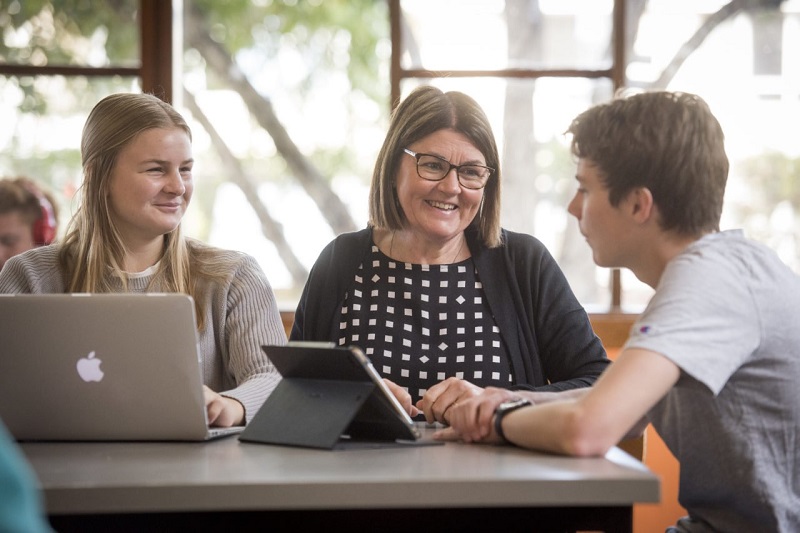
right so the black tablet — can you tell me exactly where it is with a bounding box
[240,342,423,449]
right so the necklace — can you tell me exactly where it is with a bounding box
[389,232,465,264]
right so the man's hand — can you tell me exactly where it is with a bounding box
[434,386,520,443]
[203,385,245,427]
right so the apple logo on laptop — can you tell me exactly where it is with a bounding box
[76,351,104,382]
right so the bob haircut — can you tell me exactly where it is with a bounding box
[368,85,503,248]
[567,90,729,236]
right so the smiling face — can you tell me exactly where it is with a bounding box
[108,127,193,249]
[396,128,486,248]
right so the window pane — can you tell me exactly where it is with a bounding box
[0,75,141,222]
[0,2,139,67]
[180,1,390,307]
[399,76,615,311]
[399,0,614,71]
[624,0,800,309]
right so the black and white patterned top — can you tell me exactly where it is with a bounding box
[339,245,513,403]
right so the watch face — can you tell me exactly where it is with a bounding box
[494,397,531,442]
[498,398,530,414]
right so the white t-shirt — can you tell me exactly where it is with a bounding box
[625,230,800,532]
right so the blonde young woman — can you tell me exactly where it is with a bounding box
[0,93,286,426]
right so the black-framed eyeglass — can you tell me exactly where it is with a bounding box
[403,148,493,190]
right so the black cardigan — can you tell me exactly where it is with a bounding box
[290,227,609,391]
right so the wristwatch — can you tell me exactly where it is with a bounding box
[493,398,532,442]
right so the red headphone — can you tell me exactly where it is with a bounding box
[23,183,57,246]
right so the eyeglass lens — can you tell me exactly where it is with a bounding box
[415,154,490,189]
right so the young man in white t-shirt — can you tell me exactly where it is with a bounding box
[434,91,800,532]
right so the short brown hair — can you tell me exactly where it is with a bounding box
[0,177,59,243]
[0,177,45,224]
[567,91,729,236]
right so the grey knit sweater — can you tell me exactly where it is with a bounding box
[0,243,287,423]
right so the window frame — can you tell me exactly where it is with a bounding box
[388,0,627,311]
[0,0,172,100]
[0,0,638,338]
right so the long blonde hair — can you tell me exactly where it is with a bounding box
[59,93,231,329]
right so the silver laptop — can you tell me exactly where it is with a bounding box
[0,293,243,441]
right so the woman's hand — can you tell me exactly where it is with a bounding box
[383,378,420,417]
[203,385,245,427]
[416,377,485,425]
[434,387,520,443]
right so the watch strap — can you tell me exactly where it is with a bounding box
[493,398,531,442]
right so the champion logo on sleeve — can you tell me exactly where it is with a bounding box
[638,325,652,334]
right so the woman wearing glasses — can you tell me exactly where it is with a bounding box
[290,85,609,423]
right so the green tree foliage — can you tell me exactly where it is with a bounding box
[191,0,388,102]
[1,0,138,64]
[0,0,139,112]
[740,152,800,207]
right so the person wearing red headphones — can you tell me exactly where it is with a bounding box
[0,177,59,271]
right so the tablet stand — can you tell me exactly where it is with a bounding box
[239,378,376,449]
